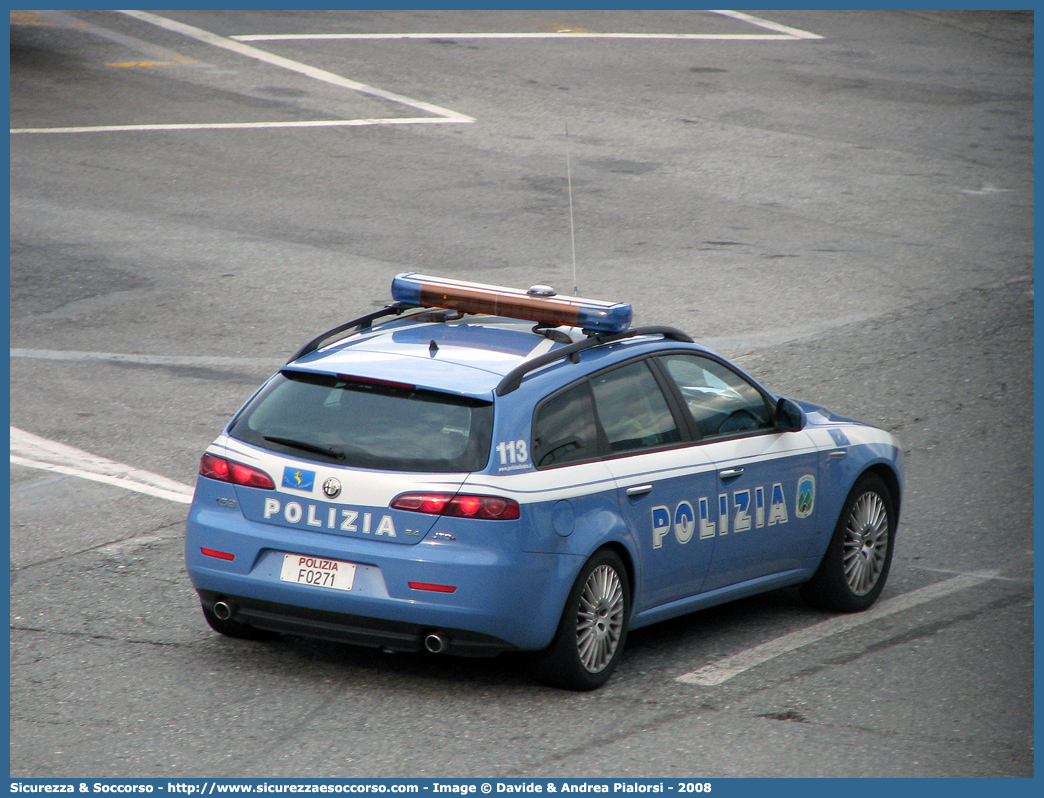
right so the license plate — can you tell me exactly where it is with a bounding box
[279,553,357,592]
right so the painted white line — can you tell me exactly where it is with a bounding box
[676,571,999,686]
[117,9,473,123]
[234,10,823,43]
[235,32,804,42]
[11,10,473,135]
[11,456,194,504]
[10,427,194,505]
[12,118,467,135]
[28,9,200,65]
[709,10,824,40]
[956,185,1013,196]
[11,348,281,369]
[11,11,821,135]
[915,565,1031,584]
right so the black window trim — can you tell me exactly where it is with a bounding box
[228,369,495,473]
[530,379,607,470]
[530,350,787,470]
[648,349,780,443]
[532,354,700,470]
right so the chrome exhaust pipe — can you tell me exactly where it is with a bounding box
[213,600,235,621]
[424,633,447,654]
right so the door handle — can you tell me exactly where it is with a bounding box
[828,449,847,459]
[719,467,745,479]
[625,484,653,497]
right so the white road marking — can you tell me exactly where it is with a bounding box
[10,427,195,505]
[11,10,822,136]
[956,185,1013,196]
[26,9,200,65]
[709,9,824,40]
[117,9,473,123]
[11,347,281,369]
[235,10,822,43]
[12,118,470,135]
[235,32,809,42]
[916,565,1031,584]
[11,9,473,135]
[676,570,999,686]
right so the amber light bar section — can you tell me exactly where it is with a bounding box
[390,272,632,333]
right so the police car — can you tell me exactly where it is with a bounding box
[186,274,902,690]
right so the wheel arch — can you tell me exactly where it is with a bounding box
[800,462,899,612]
[863,462,902,524]
[557,539,637,626]
[531,541,634,689]
[597,540,637,610]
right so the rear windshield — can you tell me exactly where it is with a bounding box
[228,370,493,473]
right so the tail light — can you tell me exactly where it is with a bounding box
[391,492,520,520]
[201,547,235,561]
[409,582,457,593]
[200,453,275,490]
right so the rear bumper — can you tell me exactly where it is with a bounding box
[186,479,582,652]
[197,590,514,657]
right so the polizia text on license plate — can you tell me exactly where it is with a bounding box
[279,554,357,592]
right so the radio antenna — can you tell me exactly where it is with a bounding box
[565,122,578,296]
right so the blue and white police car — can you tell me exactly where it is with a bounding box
[186,274,902,690]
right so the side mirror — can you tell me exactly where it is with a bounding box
[775,397,806,432]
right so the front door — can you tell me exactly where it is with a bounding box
[652,352,821,592]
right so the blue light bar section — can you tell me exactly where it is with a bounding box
[389,274,423,306]
[391,273,632,333]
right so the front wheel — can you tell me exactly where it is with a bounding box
[532,549,630,691]
[801,473,896,612]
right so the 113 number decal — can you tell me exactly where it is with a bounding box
[496,439,529,466]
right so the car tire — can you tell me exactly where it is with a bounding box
[801,472,896,612]
[201,603,279,641]
[532,549,630,691]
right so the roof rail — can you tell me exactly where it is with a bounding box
[495,325,694,396]
[287,302,412,364]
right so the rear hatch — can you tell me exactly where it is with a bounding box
[216,369,495,545]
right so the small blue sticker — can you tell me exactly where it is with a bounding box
[828,428,851,447]
[282,467,315,492]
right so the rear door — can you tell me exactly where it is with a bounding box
[582,359,720,612]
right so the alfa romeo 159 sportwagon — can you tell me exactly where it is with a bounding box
[186,273,902,690]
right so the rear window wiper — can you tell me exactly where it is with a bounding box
[263,435,345,461]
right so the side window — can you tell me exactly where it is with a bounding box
[590,360,681,454]
[660,354,773,438]
[532,382,601,468]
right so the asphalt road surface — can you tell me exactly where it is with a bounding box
[9,9,1033,779]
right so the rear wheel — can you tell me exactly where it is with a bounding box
[533,549,630,691]
[201,603,279,641]
[801,473,896,612]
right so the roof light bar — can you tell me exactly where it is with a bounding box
[391,273,632,334]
